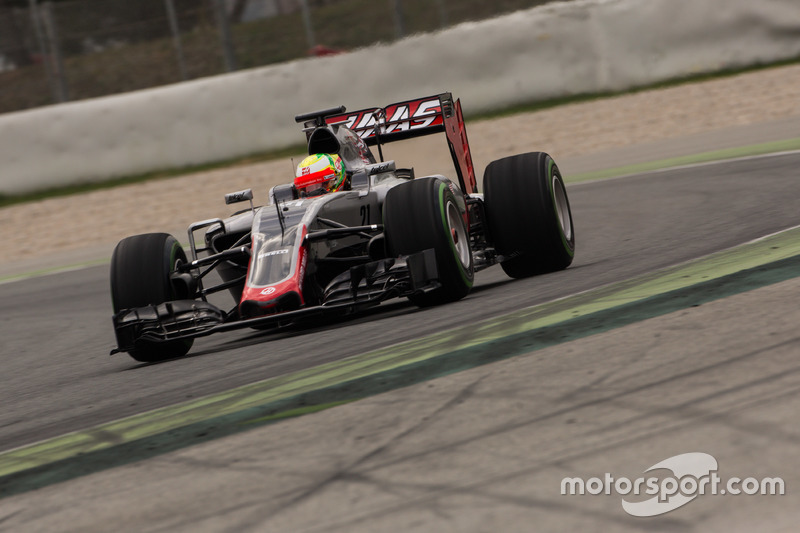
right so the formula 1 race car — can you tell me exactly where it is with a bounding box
[110,93,575,362]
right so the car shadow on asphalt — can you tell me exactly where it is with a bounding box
[121,298,420,367]
[118,270,567,369]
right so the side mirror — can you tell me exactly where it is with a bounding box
[225,189,254,212]
[225,189,253,205]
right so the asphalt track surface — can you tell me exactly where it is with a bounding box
[1,152,799,455]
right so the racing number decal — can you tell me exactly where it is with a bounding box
[360,204,371,225]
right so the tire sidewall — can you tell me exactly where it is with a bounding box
[545,157,575,257]
[483,152,575,275]
[435,180,474,289]
[384,177,474,304]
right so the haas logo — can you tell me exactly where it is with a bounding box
[260,287,276,296]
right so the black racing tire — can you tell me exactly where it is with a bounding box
[484,152,575,278]
[110,233,193,362]
[384,177,474,307]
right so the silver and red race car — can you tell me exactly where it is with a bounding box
[110,93,575,362]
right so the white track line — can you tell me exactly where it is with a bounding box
[570,148,800,187]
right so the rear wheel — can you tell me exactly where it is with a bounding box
[384,177,474,306]
[484,152,575,278]
[110,233,194,362]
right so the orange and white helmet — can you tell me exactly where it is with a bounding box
[294,154,346,197]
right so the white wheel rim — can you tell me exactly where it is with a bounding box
[552,175,572,241]
[446,201,471,267]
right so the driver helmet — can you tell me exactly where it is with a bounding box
[294,153,346,197]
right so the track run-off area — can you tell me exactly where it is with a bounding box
[1,142,799,530]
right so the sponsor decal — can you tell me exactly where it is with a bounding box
[561,452,785,517]
[260,286,276,296]
[369,162,393,175]
[258,248,290,259]
[333,97,444,140]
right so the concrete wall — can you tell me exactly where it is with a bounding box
[1,0,799,195]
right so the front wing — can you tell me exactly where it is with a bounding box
[111,250,438,355]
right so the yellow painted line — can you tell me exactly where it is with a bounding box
[2,226,800,477]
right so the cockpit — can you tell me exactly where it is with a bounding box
[306,122,377,175]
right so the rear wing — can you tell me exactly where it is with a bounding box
[325,93,478,195]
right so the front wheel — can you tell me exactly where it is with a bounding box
[484,152,575,278]
[110,233,194,362]
[384,177,474,306]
